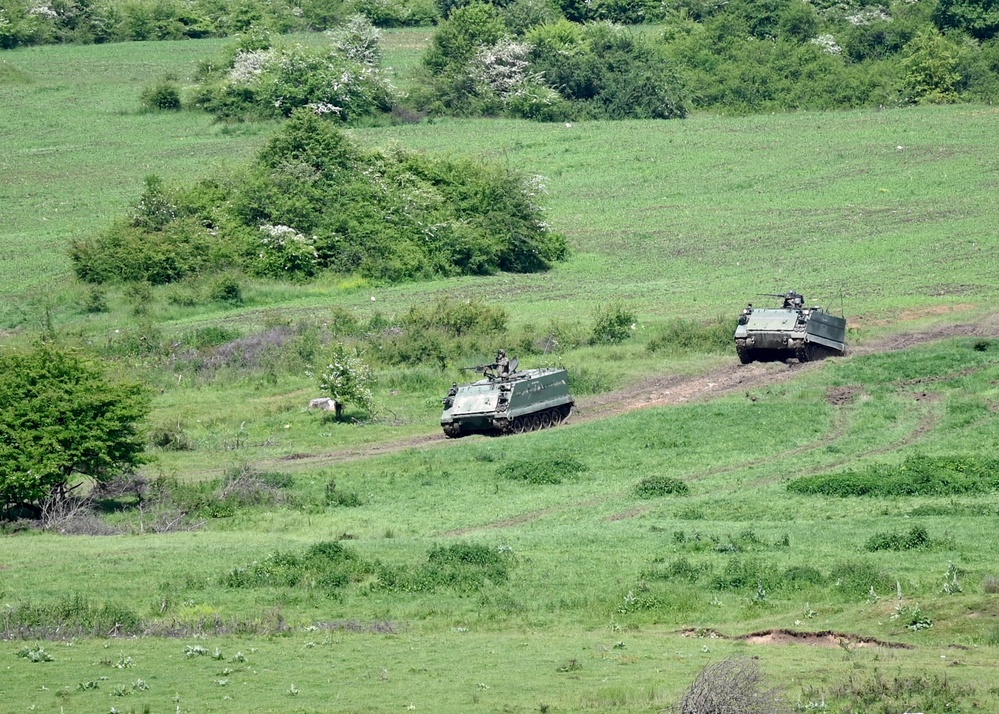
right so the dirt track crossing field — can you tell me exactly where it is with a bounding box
[267,321,996,472]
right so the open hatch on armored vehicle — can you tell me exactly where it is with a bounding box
[440,356,574,438]
[734,291,847,364]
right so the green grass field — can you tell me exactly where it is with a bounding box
[3,30,999,713]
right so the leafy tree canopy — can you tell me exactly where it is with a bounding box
[0,344,151,515]
[934,0,999,41]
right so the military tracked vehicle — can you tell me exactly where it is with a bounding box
[440,355,574,438]
[734,291,847,364]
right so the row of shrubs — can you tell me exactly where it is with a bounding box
[82,298,732,396]
[0,0,438,49]
[412,0,999,120]
[70,110,567,286]
[640,557,898,597]
[0,0,718,51]
[788,454,999,497]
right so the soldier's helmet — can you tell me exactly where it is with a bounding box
[498,349,506,358]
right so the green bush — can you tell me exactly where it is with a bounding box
[223,540,372,591]
[787,454,999,497]
[634,475,690,499]
[382,542,512,592]
[139,80,182,111]
[191,18,395,122]
[865,524,931,552]
[403,297,508,337]
[590,303,636,345]
[419,15,689,120]
[208,274,244,305]
[72,112,566,286]
[497,455,588,484]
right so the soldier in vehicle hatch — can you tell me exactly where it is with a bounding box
[493,349,510,377]
[783,291,804,309]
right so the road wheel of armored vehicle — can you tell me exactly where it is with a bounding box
[541,411,553,429]
[529,414,541,431]
[443,424,462,439]
[735,339,752,364]
[513,416,526,433]
[550,408,563,426]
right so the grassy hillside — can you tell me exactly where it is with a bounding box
[3,31,999,714]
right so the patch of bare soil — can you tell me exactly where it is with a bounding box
[680,627,911,649]
[826,385,863,406]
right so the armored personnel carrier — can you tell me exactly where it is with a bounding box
[734,291,847,364]
[440,355,574,438]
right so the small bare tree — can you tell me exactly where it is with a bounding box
[676,656,789,714]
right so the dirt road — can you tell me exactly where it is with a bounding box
[276,321,994,469]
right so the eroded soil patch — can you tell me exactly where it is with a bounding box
[681,627,911,649]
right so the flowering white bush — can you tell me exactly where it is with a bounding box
[256,224,318,278]
[811,33,843,54]
[312,344,375,419]
[195,17,395,122]
[470,38,561,116]
[229,49,272,85]
[329,14,382,67]
[846,7,892,26]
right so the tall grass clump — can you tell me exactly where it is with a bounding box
[647,317,734,355]
[1,595,142,639]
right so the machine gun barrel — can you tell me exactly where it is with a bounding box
[757,293,787,298]
[461,365,487,372]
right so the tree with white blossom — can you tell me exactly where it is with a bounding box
[311,343,375,420]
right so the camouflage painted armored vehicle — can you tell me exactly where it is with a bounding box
[734,291,847,364]
[440,353,574,438]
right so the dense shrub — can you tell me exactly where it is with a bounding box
[634,474,690,499]
[0,344,151,516]
[527,20,689,119]
[934,0,999,41]
[418,14,689,120]
[191,19,396,122]
[865,524,931,552]
[139,79,182,111]
[787,454,999,497]
[377,542,513,592]
[223,540,372,591]
[403,297,508,337]
[0,0,438,49]
[71,111,566,286]
[497,455,587,484]
[589,302,636,344]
